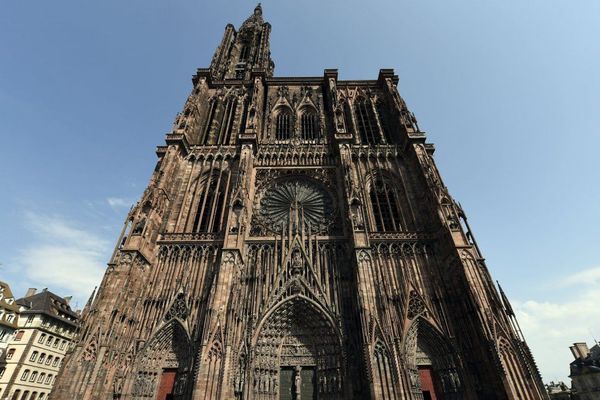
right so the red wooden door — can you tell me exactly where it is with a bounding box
[418,366,438,400]
[156,369,177,400]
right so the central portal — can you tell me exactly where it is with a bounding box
[250,296,344,399]
[279,366,317,400]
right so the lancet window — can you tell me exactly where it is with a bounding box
[190,171,229,233]
[355,97,380,144]
[370,176,402,232]
[275,109,293,140]
[201,97,238,145]
[300,109,320,141]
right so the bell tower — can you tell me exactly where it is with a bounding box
[209,3,274,81]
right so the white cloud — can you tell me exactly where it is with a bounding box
[514,266,600,384]
[15,212,109,307]
[561,266,600,287]
[107,197,133,210]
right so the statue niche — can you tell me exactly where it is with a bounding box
[248,296,344,400]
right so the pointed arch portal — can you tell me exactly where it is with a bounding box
[131,319,193,400]
[405,319,463,400]
[249,295,344,400]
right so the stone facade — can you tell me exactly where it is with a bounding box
[569,343,600,400]
[51,5,547,400]
[0,288,78,400]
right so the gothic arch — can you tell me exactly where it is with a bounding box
[131,319,193,400]
[248,294,345,400]
[404,318,463,400]
[186,169,230,234]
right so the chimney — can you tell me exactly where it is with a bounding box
[25,288,37,297]
[570,342,590,359]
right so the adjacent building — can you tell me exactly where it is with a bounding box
[0,282,19,361]
[52,5,547,400]
[546,381,571,400]
[0,288,79,400]
[569,342,600,400]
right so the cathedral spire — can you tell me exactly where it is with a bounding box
[209,4,274,81]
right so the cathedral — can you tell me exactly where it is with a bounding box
[51,5,548,400]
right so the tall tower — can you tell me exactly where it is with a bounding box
[50,5,548,400]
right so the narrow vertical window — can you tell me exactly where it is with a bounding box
[192,172,228,234]
[355,97,380,144]
[276,110,292,140]
[370,177,401,232]
[300,110,319,141]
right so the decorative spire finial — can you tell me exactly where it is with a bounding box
[255,3,262,16]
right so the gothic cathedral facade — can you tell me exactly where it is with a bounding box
[51,5,547,400]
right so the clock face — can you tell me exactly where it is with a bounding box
[258,179,334,234]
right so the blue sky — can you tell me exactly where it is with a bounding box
[1,0,599,383]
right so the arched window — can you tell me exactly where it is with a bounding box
[29,351,38,362]
[191,172,228,234]
[300,110,319,141]
[30,372,38,382]
[370,177,402,232]
[275,110,292,140]
[45,355,53,365]
[38,373,45,383]
[239,44,250,62]
[20,369,30,381]
[355,97,380,144]
[217,97,237,145]
[201,98,218,145]
[38,353,46,364]
[6,348,15,359]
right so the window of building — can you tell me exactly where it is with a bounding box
[11,390,21,400]
[30,393,38,400]
[239,44,250,62]
[59,340,66,350]
[30,371,38,382]
[0,330,7,342]
[191,172,228,234]
[46,337,53,346]
[370,177,402,232]
[38,394,45,400]
[14,330,24,341]
[20,391,30,400]
[45,374,52,385]
[355,97,380,145]
[275,110,292,140]
[7,348,15,359]
[38,334,46,344]
[300,110,319,141]
[45,356,52,366]
[52,358,59,367]
[0,366,6,378]
[29,351,39,362]
[38,373,45,383]
[21,369,30,381]
[6,314,14,323]
[25,315,34,325]
[38,354,46,364]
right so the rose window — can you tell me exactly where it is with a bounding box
[257,179,333,234]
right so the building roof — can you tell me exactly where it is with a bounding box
[0,280,20,329]
[570,343,600,377]
[16,289,79,327]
